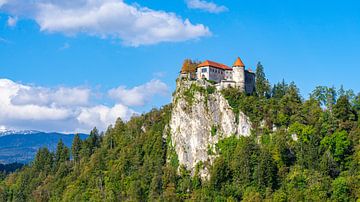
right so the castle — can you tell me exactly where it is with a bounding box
[180,57,255,94]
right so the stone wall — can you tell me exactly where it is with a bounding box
[244,71,255,94]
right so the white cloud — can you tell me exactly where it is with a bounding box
[0,78,168,133]
[108,79,169,106]
[77,104,135,131]
[186,0,228,13]
[7,16,17,27]
[11,86,91,107]
[0,0,211,46]
[0,79,74,122]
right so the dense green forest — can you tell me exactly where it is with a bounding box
[0,64,359,201]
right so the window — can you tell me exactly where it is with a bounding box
[202,68,207,73]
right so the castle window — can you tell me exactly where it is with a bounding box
[202,68,207,73]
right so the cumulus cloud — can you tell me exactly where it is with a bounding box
[77,104,135,131]
[0,78,170,133]
[0,79,74,122]
[108,79,169,106]
[11,86,91,107]
[0,0,211,46]
[186,0,228,13]
[7,16,17,27]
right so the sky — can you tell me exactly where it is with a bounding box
[0,0,359,133]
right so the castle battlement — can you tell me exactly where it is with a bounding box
[180,57,255,94]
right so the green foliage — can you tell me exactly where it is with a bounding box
[1,76,360,202]
[255,62,271,97]
[206,85,216,94]
[211,125,218,136]
[332,176,350,202]
[71,134,82,163]
[321,131,352,167]
[183,83,206,106]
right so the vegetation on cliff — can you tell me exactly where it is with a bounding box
[0,66,359,201]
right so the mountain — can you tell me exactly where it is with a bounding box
[0,130,88,164]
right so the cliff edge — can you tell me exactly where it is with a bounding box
[168,79,252,178]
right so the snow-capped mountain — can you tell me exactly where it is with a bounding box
[0,129,40,137]
[0,130,88,164]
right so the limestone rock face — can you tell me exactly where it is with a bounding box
[169,79,252,178]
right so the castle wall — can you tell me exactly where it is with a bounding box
[244,71,255,94]
[197,66,225,83]
[197,67,210,80]
[208,67,225,83]
[224,70,233,80]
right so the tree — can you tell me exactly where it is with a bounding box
[55,139,70,169]
[231,138,256,187]
[301,98,322,126]
[272,80,288,99]
[71,134,82,163]
[319,150,339,178]
[353,93,360,111]
[33,148,54,174]
[255,62,270,97]
[321,131,352,169]
[180,59,198,73]
[311,86,337,110]
[331,177,350,202]
[277,82,302,126]
[210,157,230,190]
[333,96,357,131]
[82,127,101,157]
[254,147,278,190]
[289,122,319,169]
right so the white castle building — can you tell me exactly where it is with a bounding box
[189,57,255,94]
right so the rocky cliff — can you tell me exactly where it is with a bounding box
[168,79,252,178]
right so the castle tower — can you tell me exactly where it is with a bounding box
[232,57,245,91]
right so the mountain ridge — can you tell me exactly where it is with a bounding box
[0,131,87,164]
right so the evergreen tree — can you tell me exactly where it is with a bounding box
[333,96,357,131]
[34,147,54,174]
[71,134,82,163]
[254,147,278,190]
[55,139,70,170]
[82,127,101,157]
[255,62,270,97]
[272,79,288,99]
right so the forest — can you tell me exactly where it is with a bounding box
[0,64,359,201]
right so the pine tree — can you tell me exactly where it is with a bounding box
[333,96,357,131]
[71,134,82,163]
[55,139,70,169]
[272,79,288,99]
[255,62,270,97]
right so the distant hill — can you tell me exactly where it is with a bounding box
[0,130,88,164]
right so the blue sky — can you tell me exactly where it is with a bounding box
[0,0,360,133]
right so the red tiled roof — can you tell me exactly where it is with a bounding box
[197,60,232,70]
[233,57,245,67]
